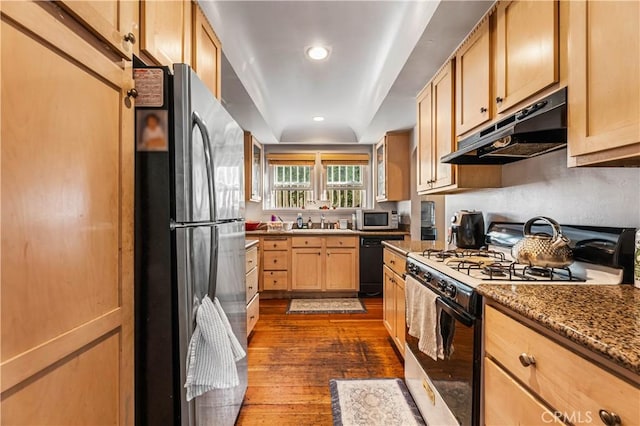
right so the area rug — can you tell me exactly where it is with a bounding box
[330,378,425,426]
[286,298,367,314]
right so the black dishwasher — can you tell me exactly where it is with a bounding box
[359,234,405,296]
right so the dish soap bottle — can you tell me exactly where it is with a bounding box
[307,217,313,229]
[296,213,303,229]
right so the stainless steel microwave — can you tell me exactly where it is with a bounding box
[355,210,399,230]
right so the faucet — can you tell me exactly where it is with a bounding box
[320,214,326,229]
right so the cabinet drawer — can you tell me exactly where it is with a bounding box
[485,306,640,424]
[263,251,288,270]
[291,236,323,248]
[246,267,258,303]
[326,236,356,248]
[383,249,406,276]
[247,294,259,334]
[262,238,288,251]
[484,357,557,426]
[246,246,258,273]
[263,271,288,291]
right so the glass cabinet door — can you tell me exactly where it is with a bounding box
[376,138,386,199]
[251,140,262,201]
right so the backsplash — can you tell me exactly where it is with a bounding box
[445,149,640,228]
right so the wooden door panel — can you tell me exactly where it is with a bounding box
[141,0,191,66]
[325,249,356,291]
[416,84,433,192]
[433,62,454,189]
[193,4,221,98]
[291,249,323,290]
[383,266,395,336]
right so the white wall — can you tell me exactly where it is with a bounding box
[445,149,640,228]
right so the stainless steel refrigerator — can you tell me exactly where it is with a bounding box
[134,61,247,426]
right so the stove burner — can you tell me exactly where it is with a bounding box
[481,265,507,278]
[526,266,553,278]
[422,249,462,261]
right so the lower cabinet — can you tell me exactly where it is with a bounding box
[484,305,640,425]
[383,247,407,357]
[245,245,259,334]
[291,248,323,290]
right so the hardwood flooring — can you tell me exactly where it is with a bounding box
[237,298,404,425]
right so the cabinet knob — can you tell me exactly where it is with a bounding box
[598,410,621,426]
[496,96,504,104]
[480,107,487,113]
[250,315,255,320]
[318,252,321,256]
[518,353,536,367]
[273,244,277,248]
[123,32,136,44]
[305,241,309,244]
[273,280,277,284]
[327,252,331,256]
[273,259,278,263]
[249,260,254,264]
[248,286,253,290]
[126,88,138,99]
[390,259,395,264]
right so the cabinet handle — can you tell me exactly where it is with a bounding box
[248,260,254,264]
[390,259,395,264]
[305,241,309,244]
[496,96,504,104]
[126,88,138,99]
[480,107,487,113]
[327,252,331,256]
[339,241,343,245]
[273,244,277,248]
[518,353,536,367]
[318,252,321,256]
[123,32,136,44]
[248,286,253,290]
[250,315,255,320]
[598,410,621,426]
[273,280,277,284]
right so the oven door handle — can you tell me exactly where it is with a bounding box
[436,298,474,327]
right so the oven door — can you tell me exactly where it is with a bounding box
[405,296,481,426]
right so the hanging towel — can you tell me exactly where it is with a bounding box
[184,295,246,401]
[405,275,442,361]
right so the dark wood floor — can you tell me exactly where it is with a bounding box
[237,298,405,425]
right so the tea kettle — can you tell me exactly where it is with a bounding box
[512,216,573,268]
[449,210,485,249]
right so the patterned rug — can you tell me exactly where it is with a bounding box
[286,298,367,314]
[330,379,425,426]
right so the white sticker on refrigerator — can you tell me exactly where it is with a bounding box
[133,69,164,107]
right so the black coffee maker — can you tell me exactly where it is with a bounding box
[449,210,485,249]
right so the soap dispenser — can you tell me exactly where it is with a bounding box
[296,213,303,229]
[307,217,312,229]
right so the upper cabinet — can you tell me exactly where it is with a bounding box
[59,0,139,60]
[416,83,433,193]
[455,19,491,136]
[244,132,263,202]
[140,0,192,66]
[494,1,559,113]
[375,130,411,202]
[567,1,640,166]
[192,3,222,99]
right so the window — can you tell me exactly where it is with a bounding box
[326,165,366,208]
[272,165,313,209]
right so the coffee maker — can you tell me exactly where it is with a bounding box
[449,210,485,249]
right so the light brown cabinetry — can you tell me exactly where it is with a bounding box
[567,0,640,166]
[292,249,324,291]
[260,237,290,291]
[192,3,221,99]
[494,1,559,113]
[140,0,191,66]
[244,132,264,202]
[416,82,434,193]
[245,245,259,334]
[1,2,134,423]
[375,130,411,202]
[484,306,640,425]
[383,249,406,357]
[455,18,491,136]
[291,236,359,291]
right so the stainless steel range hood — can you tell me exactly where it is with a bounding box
[441,88,567,165]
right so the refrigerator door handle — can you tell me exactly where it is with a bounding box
[208,226,219,299]
[192,111,217,222]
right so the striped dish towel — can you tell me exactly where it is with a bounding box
[184,295,246,401]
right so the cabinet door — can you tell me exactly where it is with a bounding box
[568,0,640,159]
[375,137,387,201]
[140,0,191,66]
[59,0,139,60]
[1,2,134,424]
[382,266,396,337]
[456,18,491,136]
[291,249,323,290]
[192,3,221,99]
[325,249,357,291]
[244,133,263,202]
[416,84,434,193]
[432,61,455,189]
[394,277,406,356]
[495,1,559,113]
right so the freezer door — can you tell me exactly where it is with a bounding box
[174,64,245,223]
[175,221,247,426]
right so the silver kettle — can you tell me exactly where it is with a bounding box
[512,217,573,268]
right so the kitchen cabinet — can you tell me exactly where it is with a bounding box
[383,248,406,357]
[455,18,491,136]
[59,0,139,60]
[325,249,358,291]
[417,62,501,195]
[140,0,191,67]
[375,130,411,202]
[244,132,264,202]
[1,2,134,424]
[484,305,640,425]
[260,237,290,291]
[291,249,324,291]
[192,2,222,99]
[494,1,559,113]
[291,236,359,291]
[245,245,259,334]
[567,0,640,166]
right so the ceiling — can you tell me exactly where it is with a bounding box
[201,1,494,144]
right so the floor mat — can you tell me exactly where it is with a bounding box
[286,298,367,314]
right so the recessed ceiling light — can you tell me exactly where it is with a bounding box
[306,46,329,61]
[313,116,325,122]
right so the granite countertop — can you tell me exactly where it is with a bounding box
[382,240,445,256]
[245,239,259,249]
[477,284,640,377]
[246,229,409,237]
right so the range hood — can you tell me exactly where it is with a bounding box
[441,88,567,165]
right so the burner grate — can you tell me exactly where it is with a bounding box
[421,248,506,262]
